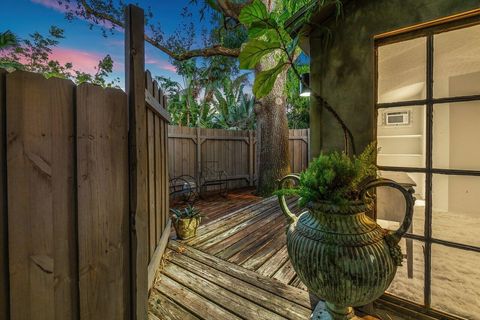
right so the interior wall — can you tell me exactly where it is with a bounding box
[377,107,426,197]
[309,0,480,157]
[447,74,480,214]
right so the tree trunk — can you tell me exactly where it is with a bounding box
[255,56,290,196]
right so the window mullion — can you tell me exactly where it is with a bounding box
[424,33,434,309]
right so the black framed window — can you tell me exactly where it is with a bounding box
[375,18,480,320]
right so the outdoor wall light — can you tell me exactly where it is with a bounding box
[299,73,311,97]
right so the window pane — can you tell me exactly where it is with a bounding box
[377,106,426,168]
[432,174,480,247]
[432,245,480,319]
[433,101,480,170]
[386,239,424,304]
[378,37,426,103]
[377,171,425,236]
[434,24,480,98]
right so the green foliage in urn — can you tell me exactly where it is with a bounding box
[277,143,377,207]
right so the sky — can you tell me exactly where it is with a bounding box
[0,0,211,88]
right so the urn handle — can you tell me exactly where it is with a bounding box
[277,174,300,224]
[360,178,415,243]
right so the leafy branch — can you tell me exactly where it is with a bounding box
[238,0,356,155]
[70,0,242,60]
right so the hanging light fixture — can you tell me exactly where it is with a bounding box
[299,73,311,97]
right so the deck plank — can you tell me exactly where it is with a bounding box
[225,216,287,263]
[241,230,287,270]
[149,290,200,320]
[154,274,242,320]
[165,249,311,319]
[168,241,311,308]
[256,245,290,277]
[213,212,284,259]
[197,197,295,253]
[163,262,286,320]
[273,260,297,285]
[184,197,277,245]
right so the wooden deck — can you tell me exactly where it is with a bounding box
[180,189,306,290]
[149,189,408,320]
[149,241,312,320]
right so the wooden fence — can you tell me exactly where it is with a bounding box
[1,70,130,320]
[168,126,310,190]
[144,71,171,290]
[0,6,171,320]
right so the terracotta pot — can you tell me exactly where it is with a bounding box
[278,175,414,320]
[173,216,201,240]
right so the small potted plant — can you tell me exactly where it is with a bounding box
[170,205,202,240]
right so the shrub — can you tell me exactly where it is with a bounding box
[277,143,377,206]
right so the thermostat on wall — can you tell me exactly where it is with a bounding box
[382,109,411,126]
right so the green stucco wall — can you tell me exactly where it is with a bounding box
[309,0,480,157]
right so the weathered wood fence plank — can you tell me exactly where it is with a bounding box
[77,84,129,320]
[6,71,77,320]
[147,109,156,258]
[154,116,162,244]
[0,68,9,320]
[145,68,171,290]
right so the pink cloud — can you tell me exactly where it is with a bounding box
[145,55,177,73]
[31,0,66,13]
[31,0,117,29]
[49,47,121,74]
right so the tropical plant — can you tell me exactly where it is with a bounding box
[170,205,202,220]
[170,204,202,239]
[214,92,255,130]
[212,74,256,130]
[277,143,377,207]
[158,72,255,130]
[0,30,18,50]
[157,72,216,127]
[0,30,22,71]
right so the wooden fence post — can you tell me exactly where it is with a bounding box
[126,5,148,320]
[307,129,311,163]
[196,127,202,187]
[248,130,254,187]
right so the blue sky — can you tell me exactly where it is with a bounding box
[0,0,211,88]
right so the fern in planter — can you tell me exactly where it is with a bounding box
[277,143,377,207]
[170,205,203,240]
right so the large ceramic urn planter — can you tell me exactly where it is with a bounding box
[278,175,414,320]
